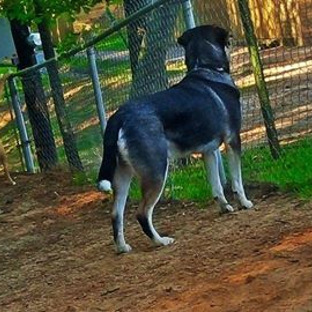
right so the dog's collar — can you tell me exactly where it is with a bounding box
[189,67,237,90]
[195,65,226,72]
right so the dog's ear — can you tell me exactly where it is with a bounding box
[177,28,195,48]
[200,24,229,47]
[214,26,230,47]
[178,26,229,48]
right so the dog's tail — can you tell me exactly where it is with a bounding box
[97,112,123,193]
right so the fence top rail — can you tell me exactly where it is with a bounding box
[8,0,174,79]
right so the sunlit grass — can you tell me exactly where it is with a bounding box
[130,137,312,201]
[96,31,128,52]
[242,138,312,199]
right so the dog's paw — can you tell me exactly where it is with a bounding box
[154,236,175,247]
[116,243,132,254]
[220,203,234,214]
[241,200,254,209]
[98,180,113,193]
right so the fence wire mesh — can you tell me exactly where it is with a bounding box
[1,0,312,198]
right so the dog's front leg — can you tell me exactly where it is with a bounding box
[226,142,253,209]
[204,150,234,213]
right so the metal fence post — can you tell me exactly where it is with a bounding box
[238,0,281,159]
[87,47,107,137]
[182,0,196,29]
[8,77,35,173]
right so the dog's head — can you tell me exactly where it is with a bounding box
[178,25,231,73]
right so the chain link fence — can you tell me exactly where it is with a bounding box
[1,0,312,198]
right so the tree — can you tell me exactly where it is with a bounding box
[10,19,58,171]
[123,0,180,99]
[33,0,84,171]
[279,0,303,46]
[1,0,102,171]
[124,0,147,88]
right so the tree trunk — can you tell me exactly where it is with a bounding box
[124,0,148,87]
[280,0,303,46]
[34,1,84,172]
[125,0,179,99]
[10,19,58,171]
[238,0,281,159]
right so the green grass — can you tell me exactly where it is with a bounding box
[57,31,127,55]
[242,139,312,198]
[96,32,128,52]
[77,137,312,202]
[125,138,312,202]
[67,57,130,76]
[164,161,211,200]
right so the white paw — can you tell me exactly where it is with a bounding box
[220,203,234,214]
[241,199,254,209]
[116,243,132,254]
[98,180,113,193]
[154,236,175,247]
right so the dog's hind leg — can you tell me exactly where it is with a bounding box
[226,137,253,209]
[216,149,227,188]
[1,155,16,185]
[204,151,234,213]
[4,163,16,185]
[111,162,133,253]
[136,161,174,247]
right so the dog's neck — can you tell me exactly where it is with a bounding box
[191,56,230,73]
[193,63,227,73]
[189,66,237,91]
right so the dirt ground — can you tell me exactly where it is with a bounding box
[0,172,312,312]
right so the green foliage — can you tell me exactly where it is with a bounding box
[56,32,81,54]
[0,64,15,75]
[0,0,103,24]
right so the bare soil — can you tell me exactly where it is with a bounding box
[0,172,312,312]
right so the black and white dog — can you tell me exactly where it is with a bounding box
[98,25,253,253]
